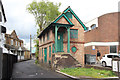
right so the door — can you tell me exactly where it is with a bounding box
[57,32,63,52]
[44,48,47,63]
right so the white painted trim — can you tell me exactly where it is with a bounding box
[84,42,119,47]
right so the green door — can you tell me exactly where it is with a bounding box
[57,32,63,52]
[44,48,47,63]
[49,46,51,57]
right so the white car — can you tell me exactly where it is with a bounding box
[100,54,120,67]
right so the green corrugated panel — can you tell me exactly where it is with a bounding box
[49,46,51,57]
[52,44,55,53]
[70,29,78,39]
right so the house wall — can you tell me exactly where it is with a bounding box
[5,33,23,47]
[57,15,85,66]
[39,29,54,64]
[39,14,85,66]
[85,12,119,57]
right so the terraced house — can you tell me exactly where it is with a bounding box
[38,6,87,68]
[4,30,30,60]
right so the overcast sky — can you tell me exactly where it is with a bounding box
[2,0,120,51]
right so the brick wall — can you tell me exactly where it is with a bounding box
[85,12,118,42]
[85,12,119,58]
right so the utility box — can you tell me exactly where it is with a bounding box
[0,47,3,79]
[85,54,96,64]
[112,58,120,72]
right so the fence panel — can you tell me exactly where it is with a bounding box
[2,53,17,79]
[0,47,2,80]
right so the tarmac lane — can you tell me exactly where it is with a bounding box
[11,60,74,80]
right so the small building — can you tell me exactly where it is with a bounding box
[84,12,120,59]
[0,0,7,52]
[0,0,7,79]
[24,50,30,59]
[4,30,30,60]
[38,6,87,67]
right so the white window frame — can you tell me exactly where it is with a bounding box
[11,39,13,45]
[16,41,17,46]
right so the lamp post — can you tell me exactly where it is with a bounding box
[30,35,32,59]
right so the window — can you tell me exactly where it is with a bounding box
[110,46,117,53]
[18,42,20,46]
[107,55,113,58]
[43,35,45,42]
[21,43,23,47]
[42,48,43,57]
[71,46,77,53]
[40,37,42,43]
[107,55,119,58]
[91,24,96,29]
[16,41,17,46]
[70,29,78,39]
[113,55,119,58]
[66,12,72,19]
[0,12,2,22]
[11,39,13,45]
[47,32,49,40]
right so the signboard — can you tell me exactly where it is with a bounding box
[92,46,95,50]
[112,61,118,72]
[112,60,120,72]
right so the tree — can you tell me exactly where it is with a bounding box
[27,0,61,32]
[26,0,61,62]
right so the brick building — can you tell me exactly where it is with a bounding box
[84,12,120,59]
[38,6,87,67]
[4,30,30,60]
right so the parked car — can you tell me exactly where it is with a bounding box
[100,54,120,67]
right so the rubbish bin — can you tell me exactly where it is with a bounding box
[85,54,96,64]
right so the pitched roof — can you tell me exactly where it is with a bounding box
[38,6,87,38]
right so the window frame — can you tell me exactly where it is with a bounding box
[0,12,2,22]
[110,46,117,53]
[43,35,45,43]
[91,24,96,30]
[70,29,78,39]
[16,41,17,46]
[47,32,49,41]
[11,39,13,45]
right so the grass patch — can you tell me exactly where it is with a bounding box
[60,68,117,78]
